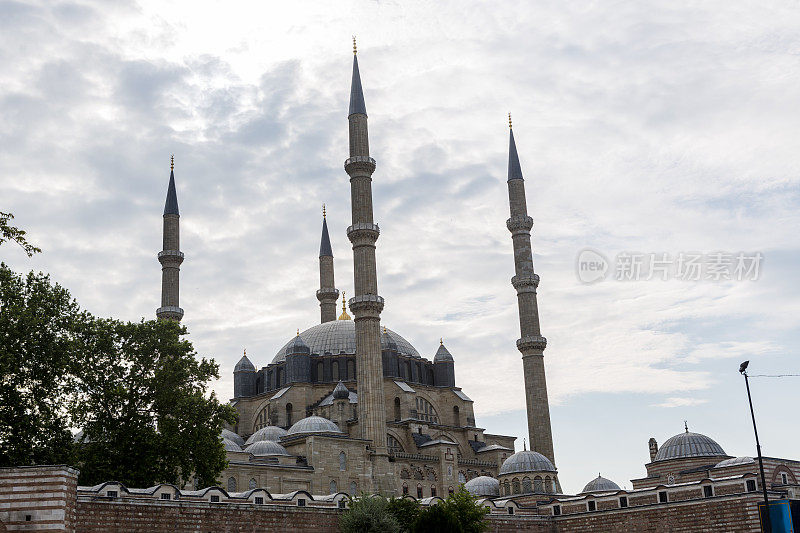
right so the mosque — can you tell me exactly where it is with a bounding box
[152,44,800,510]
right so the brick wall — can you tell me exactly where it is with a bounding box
[0,465,78,532]
[74,500,341,533]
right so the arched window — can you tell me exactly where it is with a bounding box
[522,477,532,493]
[458,472,466,484]
[387,434,404,453]
[249,478,257,490]
[349,481,357,496]
[394,397,401,421]
[414,397,439,424]
[276,368,283,387]
[227,477,237,492]
[544,476,553,494]
[453,406,460,426]
[286,403,293,427]
[405,361,412,381]
[402,483,409,495]
[329,480,337,493]
[316,362,324,382]
[503,481,510,496]
[401,469,411,479]
[512,478,521,495]
[431,485,436,497]
[332,361,339,380]
[534,476,543,494]
[347,360,355,379]
[339,451,347,471]
[417,485,423,498]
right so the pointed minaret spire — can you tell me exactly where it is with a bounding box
[317,205,339,323]
[157,156,184,321]
[505,120,555,466]
[344,42,393,492]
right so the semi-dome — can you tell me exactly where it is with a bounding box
[273,321,420,363]
[653,430,726,462]
[499,450,557,475]
[245,426,288,445]
[715,456,755,468]
[244,440,290,456]
[221,428,245,447]
[287,416,342,436]
[222,437,242,452]
[582,475,621,493]
[464,476,499,497]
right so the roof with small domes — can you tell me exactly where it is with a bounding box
[245,426,288,445]
[221,428,245,447]
[222,437,242,452]
[581,475,621,493]
[287,416,342,436]
[499,450,557,475]
[653,429,726,462]
[244,440,290,456]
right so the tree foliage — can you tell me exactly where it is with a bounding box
[339,494,401,533]
[0,212,40,256]
[386,497,421,532]
[0,263,236,488]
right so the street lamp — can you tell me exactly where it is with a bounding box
[740,360,771,533]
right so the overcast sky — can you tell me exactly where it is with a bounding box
[2,0,800,493]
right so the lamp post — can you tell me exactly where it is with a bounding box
[739,360,771,533]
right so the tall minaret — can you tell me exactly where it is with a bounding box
[316,205,339,323]
[156,156,184,321]
[505,116,555,465]
[344,39,394,493]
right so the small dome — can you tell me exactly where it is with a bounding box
[582,475,621,493]
[464,476,499,497]
[287,416,342,436]
[434,342,453,362]
[234,355,255,372]
[285,333,310,356]
[500,451,557,475]
[333,381,350,400]
[221,428,245,447]
[715,456,755,468]
[222,437,242,452]
[653,430,726,462]
[245,426,288,445]
[244,440,290,456]
[381,328,398,351]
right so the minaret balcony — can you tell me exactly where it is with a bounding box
[512,273,540,290]
[506,215,534,234]
[316,287,340,301]
[158,249,185,266]
[348,294,384,317]
[347,222,380,246]
[517,335,547,352]
[344,155,376,174]
[156,306,184,321]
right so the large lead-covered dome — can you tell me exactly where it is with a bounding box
[499,451,557,475]
[273,321,420,363]
[653,431,726,462]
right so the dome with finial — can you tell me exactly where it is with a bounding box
[464,476,499,497]
[285,331,311,356]
[653,424,726,462]
[500,450,556,475]
[581,474,621,494]
[333,381,350,400]
[434,339,453,362]
[234,351,255,372]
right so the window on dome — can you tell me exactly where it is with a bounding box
[332,361,339,380]
[545,476,553,494]
[781,473,788,485]
[522,477,532,493]
[553,505,561,516]
[107,490,118,498]
[316,362,324,382]
[210,495,220,503]
[255,496,264,505]
[533,476,543,494]
[512,478,520,494]
[414,397,439,424]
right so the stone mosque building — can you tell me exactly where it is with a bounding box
[150,44,800,516]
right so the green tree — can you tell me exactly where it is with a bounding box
[386,497,421,532]
[71,318,237,488]
[0,212,40,256]
[340,494,401,533]
[412,502,462,532]
[0,264,84,466]
[441,487,489,533]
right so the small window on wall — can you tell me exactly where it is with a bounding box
[553,505,561,516]
[402,483,409,495]
[431,486,436,497]
[703,485,713,498]
[210,495,220,503]
[161,493,171,500]
[417,485,423,498]
[297,499,306,507]
[350,481,357,496]
[107,490,118,498]
[587,500,596,512]
[249,478,257,490]
[781,473,788,485]
[658,491,668,503]
[254,496,264,505]
[746,479,757,492]
[339,499,346,509]
[227,477,237,492]
[507,507,515,515]
[339,451,347,471]
[619,496,628,508]
[330,480,338,493]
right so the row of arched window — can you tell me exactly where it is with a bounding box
[315,360,356,382]
[401,483,454,498]
[501,475,556,495]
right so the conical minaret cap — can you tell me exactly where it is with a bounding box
[234,354,255,372]
[349,55,367,116]
[434,341,454,362]
[507,128,524,182]
[319,216,333,257]
[164,168,180,215]
[333,380,350,400]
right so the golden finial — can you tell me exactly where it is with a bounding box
[440,337,443,345]
[353,36,357,55]
[244,348,246,357]
[297,328,300,336]
[338,292,351,320]
[508,113,512,129]
[384,326,387,334]
[323,203,326,219]
[170,154,174,170]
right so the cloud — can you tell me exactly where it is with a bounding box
[652,397,710,408]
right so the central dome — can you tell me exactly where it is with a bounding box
[653,431,726,462]
[499,451,557,475]
[273,321,420,363]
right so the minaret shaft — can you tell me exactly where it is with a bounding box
[157,167,184,322]
[317,216,339,323]
[506,129,555,466]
